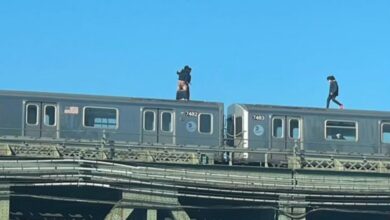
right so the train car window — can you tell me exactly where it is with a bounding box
[325,120,357,141]
[272,118,284,138]
[161,112,173,132]
[144,111,155,131]
[199,114,213,134]
[44,105,56,126]
[26,104,39,125]
[381,123,390,144]
[84,107,118,129]
[289,119,300,139]
[235,116,243,137]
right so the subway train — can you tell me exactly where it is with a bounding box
[0,90,224,148]
[1,90,390,164]
[227,104,390,163]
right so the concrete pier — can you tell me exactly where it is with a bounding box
[0,185,10,220]
[105,190,190,220]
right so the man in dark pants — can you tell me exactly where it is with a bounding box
[176,65,192,100]
[326,75,344,109]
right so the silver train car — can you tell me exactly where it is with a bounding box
[0,90,224,148]
[227,104,390,164]
[2,90,390,166]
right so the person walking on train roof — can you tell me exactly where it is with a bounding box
[176,65,192,100]
[326,75,344,109]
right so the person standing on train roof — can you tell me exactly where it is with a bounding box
[176,65,192,100]
[326,75,344,109]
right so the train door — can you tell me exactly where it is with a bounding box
[24,102,58,138]
[141,108,175,145]
[271,116,302,151]
[286,117,302,149]
[380,122,390,154]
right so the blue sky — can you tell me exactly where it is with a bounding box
[0,1,389,110]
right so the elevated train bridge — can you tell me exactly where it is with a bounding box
[0,137,390,220]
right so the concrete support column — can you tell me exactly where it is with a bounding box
[104,192,134,220]
[278,196,306,220]
[278,206,306,220]
[104,190,191,220]
[171,210,191,220]
[0,185,10,220]
[104,207,133,220]
[147,209,157,220]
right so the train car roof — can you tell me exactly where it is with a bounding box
[0,90,223,108]
[232,103,390,118]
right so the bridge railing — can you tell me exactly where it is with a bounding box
[1,136,390,173]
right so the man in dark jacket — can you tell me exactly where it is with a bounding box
[326,75,344,109]
[176,65,192,100]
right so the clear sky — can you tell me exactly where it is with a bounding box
[0,1,389,111]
